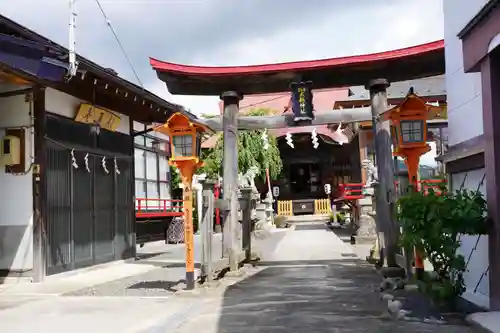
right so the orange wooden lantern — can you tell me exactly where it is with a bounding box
[384,93,433,185]
[162,112,206,290]
[163,112,205,172]
[383,92,447,280]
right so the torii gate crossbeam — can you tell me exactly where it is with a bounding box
[195,106,447,132]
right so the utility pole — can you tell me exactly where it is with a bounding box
[221,91,242,272]
[67,0,78,79]
[366,79,398,268]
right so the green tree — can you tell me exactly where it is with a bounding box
[198,108,283,181]
[170,165,181,189]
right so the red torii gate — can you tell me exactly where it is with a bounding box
[149,40,445,271]
[150,40,444,95]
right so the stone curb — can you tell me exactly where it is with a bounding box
[139,298,211,333]
[465,314,497,333]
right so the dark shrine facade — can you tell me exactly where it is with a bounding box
[276,132,362,201]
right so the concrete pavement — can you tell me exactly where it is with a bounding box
[0,296,200,333]
[467,312,500,333]
[0,234,209,297]
[0,223,484,332]
[0,227,290,333]
[165,223,482,333]
[0,229,287,296]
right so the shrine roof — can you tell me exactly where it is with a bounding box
[342,75,446,102]
[150,40,444,96]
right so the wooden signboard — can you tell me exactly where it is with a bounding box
[74,103,121,132]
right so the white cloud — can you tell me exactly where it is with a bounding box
[420,142,438,167]
[175,0,443,116]
[147,81,219,116]
[1,0,444,161]
[202,0,443,67]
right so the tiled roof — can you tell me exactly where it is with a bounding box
[201,132,222,149]
[219,88,349,114]
[340,75,445,102]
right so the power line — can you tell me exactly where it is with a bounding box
[240,95,288,110]
[94,0,144,89]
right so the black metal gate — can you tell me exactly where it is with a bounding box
[45,115,134,275]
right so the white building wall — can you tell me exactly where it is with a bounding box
[444,0,491,309]
[444,0,488,146]
[0,93,34,272]
[452,169,489,309]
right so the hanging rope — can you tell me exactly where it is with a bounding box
[71,149,78,169]
[45,137,132,160]
[101,156,109,174]
[84,153,90,172]
[114,157,120,175]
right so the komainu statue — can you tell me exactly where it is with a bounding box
[243,166,260,194]
[361,159,378,194]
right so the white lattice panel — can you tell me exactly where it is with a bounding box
[452,168,489,308]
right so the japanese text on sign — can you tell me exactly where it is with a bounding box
[74,103,121,132]
[290,82,313,119]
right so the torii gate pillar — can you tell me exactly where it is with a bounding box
[221,91,243,272]
[367,79,399,269]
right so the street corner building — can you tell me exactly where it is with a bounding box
[0,14,190,282]
[441,0,500,311]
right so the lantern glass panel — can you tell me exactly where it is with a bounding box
[173,134,193,157]
[400,120,424,143]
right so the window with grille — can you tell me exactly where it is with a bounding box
[400,120,424,143]
[134,133,171,210]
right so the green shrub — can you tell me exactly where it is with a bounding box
[397,181,488,305]
[328,211,345,223]
[274,215,288,228]
[328,212,335,222]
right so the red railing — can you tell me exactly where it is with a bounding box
[419,179,446,195]
[394,179,446,195]
[135,198,184,218]
[336,183,365,201]
[334,179,446,203]
[214,183,221,227]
